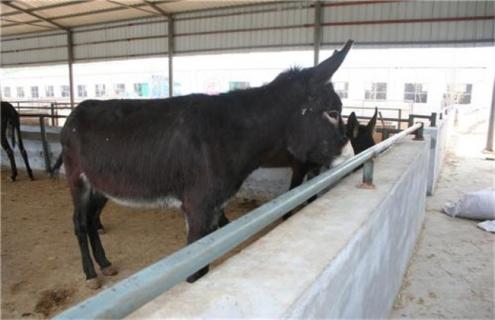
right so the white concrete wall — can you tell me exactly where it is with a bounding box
[424,112,452,196]
[0,125,61,175]
[128,138,429,319]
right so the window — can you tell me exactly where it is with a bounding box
[3,87,11,98]
[447,83,472,105]
[114,83,126,97]
[61,85,70,97]
[95,84,106,97]
[45,86,54,97]
[229,81,250,91]
[31,86,39,98]
[334,82,349,99]
[404,83,428,103]
[16,87,25,98]
[365,82,387,100]
[133,83,149,97]
[77,85,87,98]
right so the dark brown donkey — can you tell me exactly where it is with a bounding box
[1,101,34,181]
[60,41,354,289]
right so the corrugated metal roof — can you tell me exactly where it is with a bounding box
[0,0,274,36]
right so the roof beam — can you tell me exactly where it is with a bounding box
[2,0,173,27]
[1,0,89,17]
[106,0,157,15]
[142,0,171,17]
[2,0,68,30]
[1,16,58,30]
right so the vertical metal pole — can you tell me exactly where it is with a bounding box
[454,107,459,127]
[39,116,52,172]
[67,30,75,108]
[167,15,174,98]
[430,112,437,127]
[50,103,55,126]
[485,77,495,152]
[313,1,322,66]
[398,109,402,129]
[358,158,375,189]
[414,123,424,141]
[408,114,414,127]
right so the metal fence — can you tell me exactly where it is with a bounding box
[8,100,446,175]
[9,100,75,127]
[8,100,437,130]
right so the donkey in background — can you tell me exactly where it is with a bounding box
[1,101,34,181]
[346,107,378,154]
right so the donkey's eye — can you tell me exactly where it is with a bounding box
[328,110,339,119]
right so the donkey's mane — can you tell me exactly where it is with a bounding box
[269,66,305,85]
[220,65,307,97]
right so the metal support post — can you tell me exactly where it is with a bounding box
[39,116,52,172]
[408,114,414,128]
[454,107,459,127]
[358,158,375,189]
[430,112,437,127]
[414,123,424,141]
[67,31,75,108]
[167,16,174,97]
[313,1,322,66]
[50,103,55,126]
[485,77,495,152]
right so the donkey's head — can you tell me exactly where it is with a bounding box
[284,40,353,166]
[347,107,377,154]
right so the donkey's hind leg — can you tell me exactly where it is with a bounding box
[14,124,34,180]
[70,176,100,288]
[1,129,17,181]
[87,192,116,277]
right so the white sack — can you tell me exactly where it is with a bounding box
[477,220,495,233]
[443,188,495,220]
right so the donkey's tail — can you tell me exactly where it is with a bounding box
[50,153,63,177]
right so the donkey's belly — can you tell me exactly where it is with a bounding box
[104,194,182,209]
[80,172,182,209]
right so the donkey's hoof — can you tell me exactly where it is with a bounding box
[102,266,118,276]
[86,278,101,289]
[10,176,16,182]
[97,228,105,235]
[186,267,209,283]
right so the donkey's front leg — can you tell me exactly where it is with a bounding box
[182,198,220,283]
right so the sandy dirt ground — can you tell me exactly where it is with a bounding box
[0,172,268,319]
[391,120,495,318]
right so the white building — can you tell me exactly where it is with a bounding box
[1,47,493,118]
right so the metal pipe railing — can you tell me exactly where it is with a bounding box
[55,123,423,319]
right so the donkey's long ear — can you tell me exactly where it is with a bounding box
[367,107,378,131]
[311,40,354,85]
[347,112,359,139]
